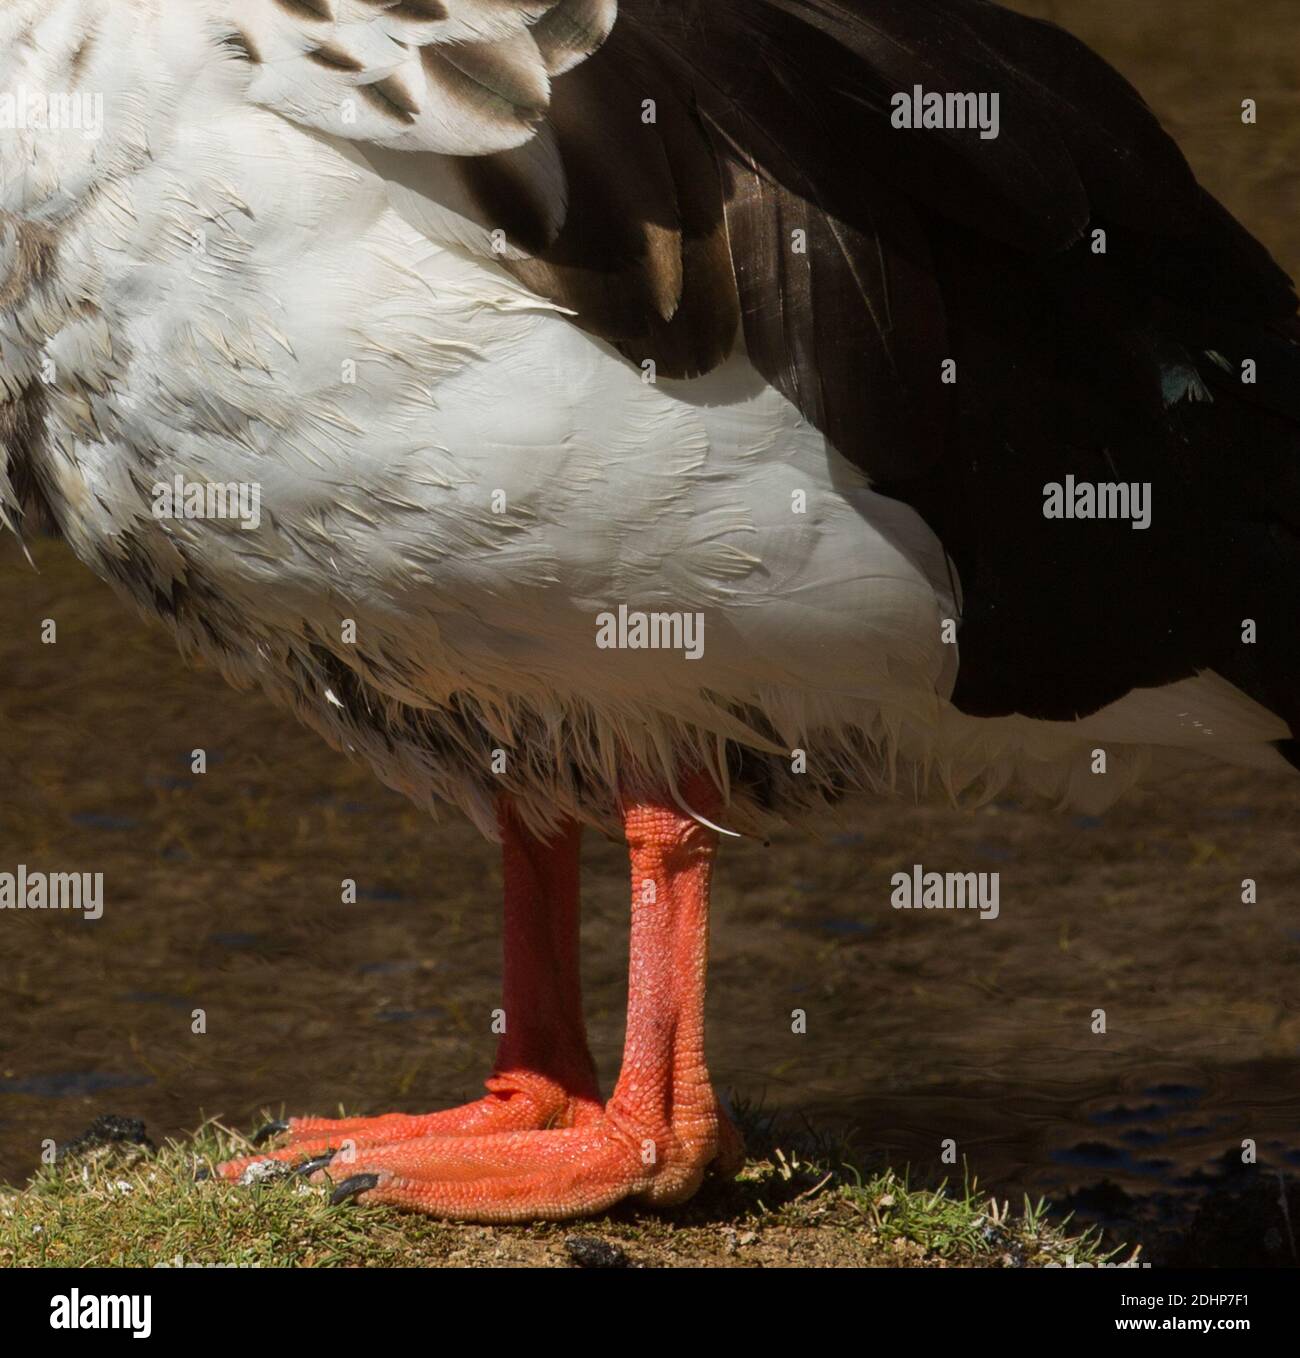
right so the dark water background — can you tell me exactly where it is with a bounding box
[0,0,1296,1263]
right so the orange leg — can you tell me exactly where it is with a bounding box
[224,772,742,1220]
[217,807,602,1180]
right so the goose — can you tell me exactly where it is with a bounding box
[2,0,1296,1223]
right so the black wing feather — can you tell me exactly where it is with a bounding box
[447,0,1300,736]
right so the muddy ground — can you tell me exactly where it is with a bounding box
[0,0,1297,1265]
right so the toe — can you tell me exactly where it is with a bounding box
[306,1123,667,1223]
[215,1138,338,1181]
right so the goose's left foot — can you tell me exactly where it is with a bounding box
[215,1069,604,1183]
[218,808,600,1185]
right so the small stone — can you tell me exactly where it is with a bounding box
[564,1235,629,1268]
[238,1160,291,1186]
[55,1115,155,1163]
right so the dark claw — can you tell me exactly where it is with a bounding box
[252,1120,290,1145]
[293,1153,337,1178]
[330,1174,380,1206]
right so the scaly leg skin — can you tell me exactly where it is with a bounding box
[295,771,741,1221]
[217,810,602,1181]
